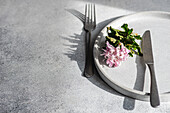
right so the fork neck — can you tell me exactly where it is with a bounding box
[88,30,92,33]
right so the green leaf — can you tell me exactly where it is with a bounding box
[118,31,127,37]
[128,52,133,57]
[134,35,142,40]
[105,23,143,57]
[121,24,128,32]
[120,45,122,50]
[106,36,117,43]
[128,29,133,35]
[136,47,143,56]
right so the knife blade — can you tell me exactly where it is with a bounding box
[142,30,160,107]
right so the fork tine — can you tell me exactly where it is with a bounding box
[85,4,87,24]
[94,4,96,26]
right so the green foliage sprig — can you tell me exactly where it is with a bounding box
[106,24,143,57]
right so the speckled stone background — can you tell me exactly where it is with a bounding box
[1,0,170,113]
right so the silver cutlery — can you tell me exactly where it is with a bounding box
[84,4,96,77]
[142,30,160,107]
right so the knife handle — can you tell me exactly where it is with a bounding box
[148,63,160,107]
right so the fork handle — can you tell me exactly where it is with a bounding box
[84,31,94,77]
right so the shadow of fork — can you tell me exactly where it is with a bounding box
[66,9,85,24]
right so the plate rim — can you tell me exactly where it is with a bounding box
[93,11,170,102]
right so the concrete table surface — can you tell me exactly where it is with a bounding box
[1,0,170,113]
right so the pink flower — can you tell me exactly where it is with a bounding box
[101,41,130,68]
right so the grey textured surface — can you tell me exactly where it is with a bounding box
[1,0,170,113]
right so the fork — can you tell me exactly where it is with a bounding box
[84,4,96,77]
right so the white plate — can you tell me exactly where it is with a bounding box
[93,11,170,101]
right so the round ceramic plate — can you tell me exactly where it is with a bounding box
[93,11,170,102]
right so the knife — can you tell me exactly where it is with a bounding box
[142,30,160,107]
